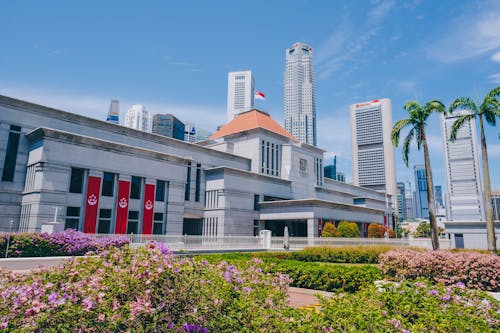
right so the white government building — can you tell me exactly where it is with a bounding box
[0,95,392,237]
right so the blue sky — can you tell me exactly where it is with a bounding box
[1,0,500,191]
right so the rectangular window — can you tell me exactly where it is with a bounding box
[195,163,201,202]
[153,212,164,235]
[64,206,80,230]
[101,172,115,197]
[185,162,192,201]
[2,125,21,182]
[69,167,85,193]
[98,209,112,234]
[156,180,165,201]
[127,210,139,234]
[130,176,142,199]
[254,194,260,211]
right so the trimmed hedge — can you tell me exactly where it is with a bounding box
[291,245,395,264]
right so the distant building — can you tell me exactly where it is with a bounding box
[492,190,500,221]
[441,110,484,221]
[414,165,429,219]
[336,172,345,183]
[183,121,212,143]
[434,185,444,209]
[284,42,316,146]
[124,105,151,132]
[397,182,406,221]
[106,100,119,124]
[405,193,414,220]
[152,114,185,140]
[324,156,345,182]
[227,70,255,121]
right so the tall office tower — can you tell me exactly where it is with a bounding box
[152,114,185,140]
[124,105,152,132]
[397,182,407,221]
[441,110,484,221]
[350,98,397,198]
[226,70,255,121]
[413,165,429,219]
[284,42,316,146]
[106,100,120,124]
[324,156,337,179]
[405,193,414,220]
[492,190,500,221]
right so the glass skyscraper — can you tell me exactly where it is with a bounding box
[284,42,316,146]
[414,165,429,219]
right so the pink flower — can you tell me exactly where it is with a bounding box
[82,298,94,312]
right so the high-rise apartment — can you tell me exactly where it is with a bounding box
[284,42,316,146]
[124,105,151,132]
[106,100,120,124]
[152,114,185,140]
[350,98,397,198]
[227,70,255,121]
[441,110,484,221]
[413,165,429,219]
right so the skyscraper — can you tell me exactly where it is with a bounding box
[441,110,484,221]
[284,42,316,146]
[397,182,406,221]
[106,100,119,124]
[434,185,444,209]
[124,105,152,132]
[152,114,185,140]
[413,165,429,219]
[350,98,397,197]
[183,121,212,143]
[227,70,255,121]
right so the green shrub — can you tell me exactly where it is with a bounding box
[291,245,395,264]
[321,222,339,237]
[337,221,360,238]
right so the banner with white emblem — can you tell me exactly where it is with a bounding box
[114,180,131,234]
[141,183,155,234]
[83,176,101,233]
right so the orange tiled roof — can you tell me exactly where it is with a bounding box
[209,109,298,142]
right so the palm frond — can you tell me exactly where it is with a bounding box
[449,97,478,115]
[402,128,415,167]
[423,100,446,118]
[484,86,500,100]
[480,93,500,126]
[391,118,412,147]
[450,113,474,141]
[415,126,424,150]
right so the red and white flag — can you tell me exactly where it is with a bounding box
[255,91,266,100]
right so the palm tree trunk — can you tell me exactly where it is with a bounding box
[478,115,497,254]
[422,132,440,250]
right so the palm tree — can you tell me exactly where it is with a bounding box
[392,100,446,250]
[449,87,500,254]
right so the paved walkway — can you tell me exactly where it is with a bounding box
[288,287,334,308]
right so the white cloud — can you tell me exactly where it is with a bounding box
[426,1,500,62]
[489,73,500,84]
[492,51,500,62]
[0,83,224,131]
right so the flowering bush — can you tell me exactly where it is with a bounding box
[379,249,500,291]
[0,243,303,332]
[0,229,129,257]
[318,279,500,332]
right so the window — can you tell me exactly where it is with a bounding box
[254,194,260,211]
[101,172,115,197]
[69,168,85,193]
[98,209,112,234]
[127,210,139,234]
[2,125,21,181]
[299,159,307,172]
[195,163,201,202]
[156,180,166,201]
[260,140,281,176]
[353,198,366,205]
[153,212,164,235]
[130,176,142,199]
[253,220,260,236]
[185,162,192,201]
[64,206,80,230]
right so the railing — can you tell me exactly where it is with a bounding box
[89,233,452,251]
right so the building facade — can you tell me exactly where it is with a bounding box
[284,42,317,146]
[152,114,185,140]
[106,100,120,125]
[441,110,484,221]
[0,95,391,237]
[413,165,429,219]
[226,70,255,122]
[397,182,406,221]
[124,104,151,132]
[350,99,397,200]
[492,190,500,221]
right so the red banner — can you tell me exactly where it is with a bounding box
[114,180,130,234]
[142,183,155,234]
[83,176,101,233]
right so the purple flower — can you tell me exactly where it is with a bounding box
[48,292,59,305]
[455,282,465,289]
[441,294,451,301]
[182,323,208,333]
[428,290,438,295]
[402,330,412,333]
[82,297,94,312]
[224,271,232,283]
[243,287,252,293]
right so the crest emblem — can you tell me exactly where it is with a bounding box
[119,197,128,209]
[145,200,153,210]
[87,194,97,206]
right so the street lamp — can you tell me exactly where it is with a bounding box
[5,220,13,258]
